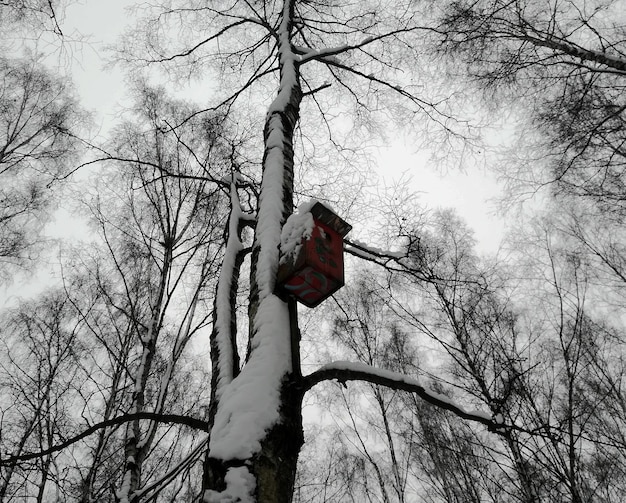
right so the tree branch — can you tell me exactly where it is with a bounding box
[302,361,503,431]
[523,32,626,74]
[296,27,430,65]
[0,412,208,466]
[148,18,251,63]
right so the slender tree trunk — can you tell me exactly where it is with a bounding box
[504,433,540,503]
[80,319,133,503]
[118,243,173,503]
[0,416,37,501]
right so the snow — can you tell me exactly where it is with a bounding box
[204,466,256,503]
[208,0,298,463]
[316,360,492,422]
[209,295,291,459]
[298,37,376,65]
[346,239,406,259]
[116,471,133,503]
[254,113,286,297]
[266,2,299,116]
[213,177,245,400]
[319,359,422,384]
[279,201,316,263]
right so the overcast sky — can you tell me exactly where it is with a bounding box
[55,0,506,254]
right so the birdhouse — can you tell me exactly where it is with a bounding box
[277,202,352,308]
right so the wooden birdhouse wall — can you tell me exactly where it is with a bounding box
[277,203,351,307]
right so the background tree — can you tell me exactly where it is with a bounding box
[0,56,84,279]
[0,291,86,502]
[290,196,625,503]
[0,85,238,502]
[73,86,233,503]
[0,0,67,40]
[426,6,626,498]
[298,277,493,503]
[435,0,626,209]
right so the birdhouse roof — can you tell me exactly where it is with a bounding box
[310,202,352,237]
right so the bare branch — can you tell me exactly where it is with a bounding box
[0,412,208,466]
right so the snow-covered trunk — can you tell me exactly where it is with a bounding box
[202,1,304,502]
[203,178,245,491]
[208,179,244,426]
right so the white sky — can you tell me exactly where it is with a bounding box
[63,1,131,130]
[52,0,505,254]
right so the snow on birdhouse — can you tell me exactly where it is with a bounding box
[277,202,351,307]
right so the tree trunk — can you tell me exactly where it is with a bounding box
[202,1,304,501]
[251,369,304,503]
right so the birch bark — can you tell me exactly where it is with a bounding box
[203,1,304,501]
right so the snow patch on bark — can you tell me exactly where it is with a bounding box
[279,201,316,263]
[204,466,256,503]
[209,295,291,459]
[214,180,245,400]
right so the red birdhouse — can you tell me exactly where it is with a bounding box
[277,202,351,308]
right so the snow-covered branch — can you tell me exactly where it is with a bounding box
[295,28,428,66]
[345,238,434,282]
[210,174,246,408]
[345,237,479,287]
[303,361,503,431]
[515,29,626,74]
[295,35,376,65]
[345,238,406,262]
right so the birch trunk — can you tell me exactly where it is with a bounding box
[203,1,304,501]
[117,242,172,503]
